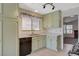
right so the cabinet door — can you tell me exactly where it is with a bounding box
[3,3,18,18]
[19,38,32,56]
[43,10,62,28]
[3,19,18,56]
[32,37,38,52]
[46,34,57,51]
[38,38,43,49]
[51,11,61,27]
[38,36,46,49]
[46,36,52,49]
[32,36,46,52]
[42,36,46,48]
[43,15,50,28]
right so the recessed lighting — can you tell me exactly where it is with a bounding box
[34,10,38,12]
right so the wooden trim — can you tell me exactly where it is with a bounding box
[19,8,43,18]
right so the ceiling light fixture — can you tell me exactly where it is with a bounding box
[34,10,38,12]
[42,3,55,10]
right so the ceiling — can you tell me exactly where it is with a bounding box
[19,3,79,15]
[64,15,78,23]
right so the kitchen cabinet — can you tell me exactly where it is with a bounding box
[19,37,32,56]
[41,36,46,48]
[32,37,39,52]
[43,10,62,29]
[3,19,18,56]
[2,3,18,18]
[38,37,43,49]
[46,35,57,51]
[32,35,46,52]
[43,14,50,28]
[2,4,19,56]
[46,36,52,49]
[43,10,62,51]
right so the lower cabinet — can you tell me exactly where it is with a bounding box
[32,37,39,52]
[19,37,32,56]
[32,36,46,52]
[38,38,43,49]
[19,36,46,55]
[46,35,62,51]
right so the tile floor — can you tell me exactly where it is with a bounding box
[28,44,75,56]
[28,48,64,56]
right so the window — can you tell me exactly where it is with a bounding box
[32,17,40,30]
[66,25,73,34]
[21,15,31,30]
[64,25,73,34]
[21,14,40,30]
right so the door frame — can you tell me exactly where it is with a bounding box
[63,15,79,47]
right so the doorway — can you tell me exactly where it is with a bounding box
[63,15,78,44]
[63,15,78,53]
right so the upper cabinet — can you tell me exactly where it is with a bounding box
[2,3,18,18]
[43,10,62,29]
